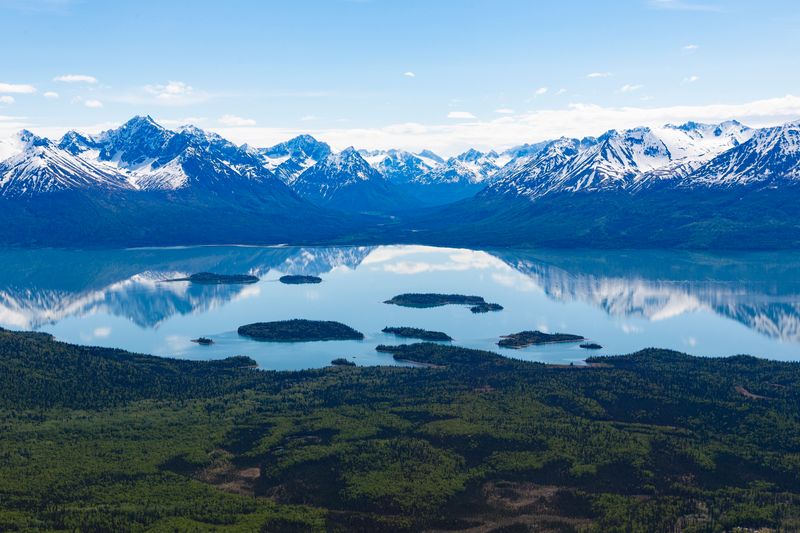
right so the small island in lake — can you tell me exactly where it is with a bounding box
[164,272,259,285]
[382,326,452,341]
[279,275,322,285]
[580,342,603,350]
[238,319,364,342]
[498,330,585,349]
[330,358,356,366]
[191,337,214,345]
[470,302,504,313]
[384,293,503,313]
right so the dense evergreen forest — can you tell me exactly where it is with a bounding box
[1,327,799,532]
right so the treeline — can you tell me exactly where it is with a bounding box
[1,329,800,531]
[0,328,273,409]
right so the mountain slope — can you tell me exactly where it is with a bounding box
[292,147,411,212]
[255,134,331,186]
[0,131,131,198]
[486,121,753,201]
[683,121,800,188]
[359,149,438,184]
[0,118,363,246]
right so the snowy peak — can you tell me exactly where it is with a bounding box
[58,131,99,155]
[417,149,444,165]
[0,130,131,198]
[415,148,501,186]
[258,134,331,185]
[311,146,382,183]
[486,120,760,200]
[96,115,173,168]
[264,134,331,161]
[291,146,394,210]
[685,120,800,187]
[360,148,438,184]
[0,117,285,196]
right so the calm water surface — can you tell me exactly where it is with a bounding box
[0,245,798,370]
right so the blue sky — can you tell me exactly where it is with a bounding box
[1,0,799,154]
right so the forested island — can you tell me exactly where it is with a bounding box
[498,330,585,348]
[330,357,356,366]
[279,275,323,284]
[1,327,799,531]
[382,326,452,341]
[470,302,504,313]
[163,272,259,284]
[384,293,503,313]
[237,319,364,342]
[581,342,603,350]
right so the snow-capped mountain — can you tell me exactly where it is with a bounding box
[359,149,441,184]
[495,141,550,168]
[29,116,282,193]
[486,121,754,200]
[417,148,500,186]
[486,137,594,198]
[682,121,799,188]
[88,116,278,191]
[1,115,799,248]
[254,134,331,186]
[292,147,405,212]
[0,130,131,198]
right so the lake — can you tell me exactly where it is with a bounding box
[0,245,798,370]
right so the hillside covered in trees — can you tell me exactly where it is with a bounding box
[0,328,799,531]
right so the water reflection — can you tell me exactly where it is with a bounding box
[491,249,800,342]
[0,246,374,328]
[0,245,798,366]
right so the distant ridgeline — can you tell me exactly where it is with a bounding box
[1,116,799,248]
[1,327,800,530]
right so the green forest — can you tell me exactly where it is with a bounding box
[1,327,799,532]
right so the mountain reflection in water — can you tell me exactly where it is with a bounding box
[0,245,797,367]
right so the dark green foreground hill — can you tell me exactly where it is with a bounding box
[1,328,799,532]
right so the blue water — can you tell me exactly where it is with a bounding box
[0,245,798,370]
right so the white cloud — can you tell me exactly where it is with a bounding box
[117,80,211,106]
[43,91,59,99]
[556,88,567,95]
[620,84,644,93]
[0,96,14,105]
[535,87,548,95]
[93,327,111,338]
[0,82,36,94]
[218,114,256,126]
[54,74,98,84]
[683,75,701,83]
[145,80,193,100]
[300,114,318,121]
[205,94,800,157]
[587,72,612,78]
[682,44,700,52]
[495,108,514,114]
[84,99,103,108]
[447,111,476,119]
[403,71,416,78]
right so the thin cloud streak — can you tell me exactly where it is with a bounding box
[211,94,800,156]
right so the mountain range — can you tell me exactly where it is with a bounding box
[0,115,798,248]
